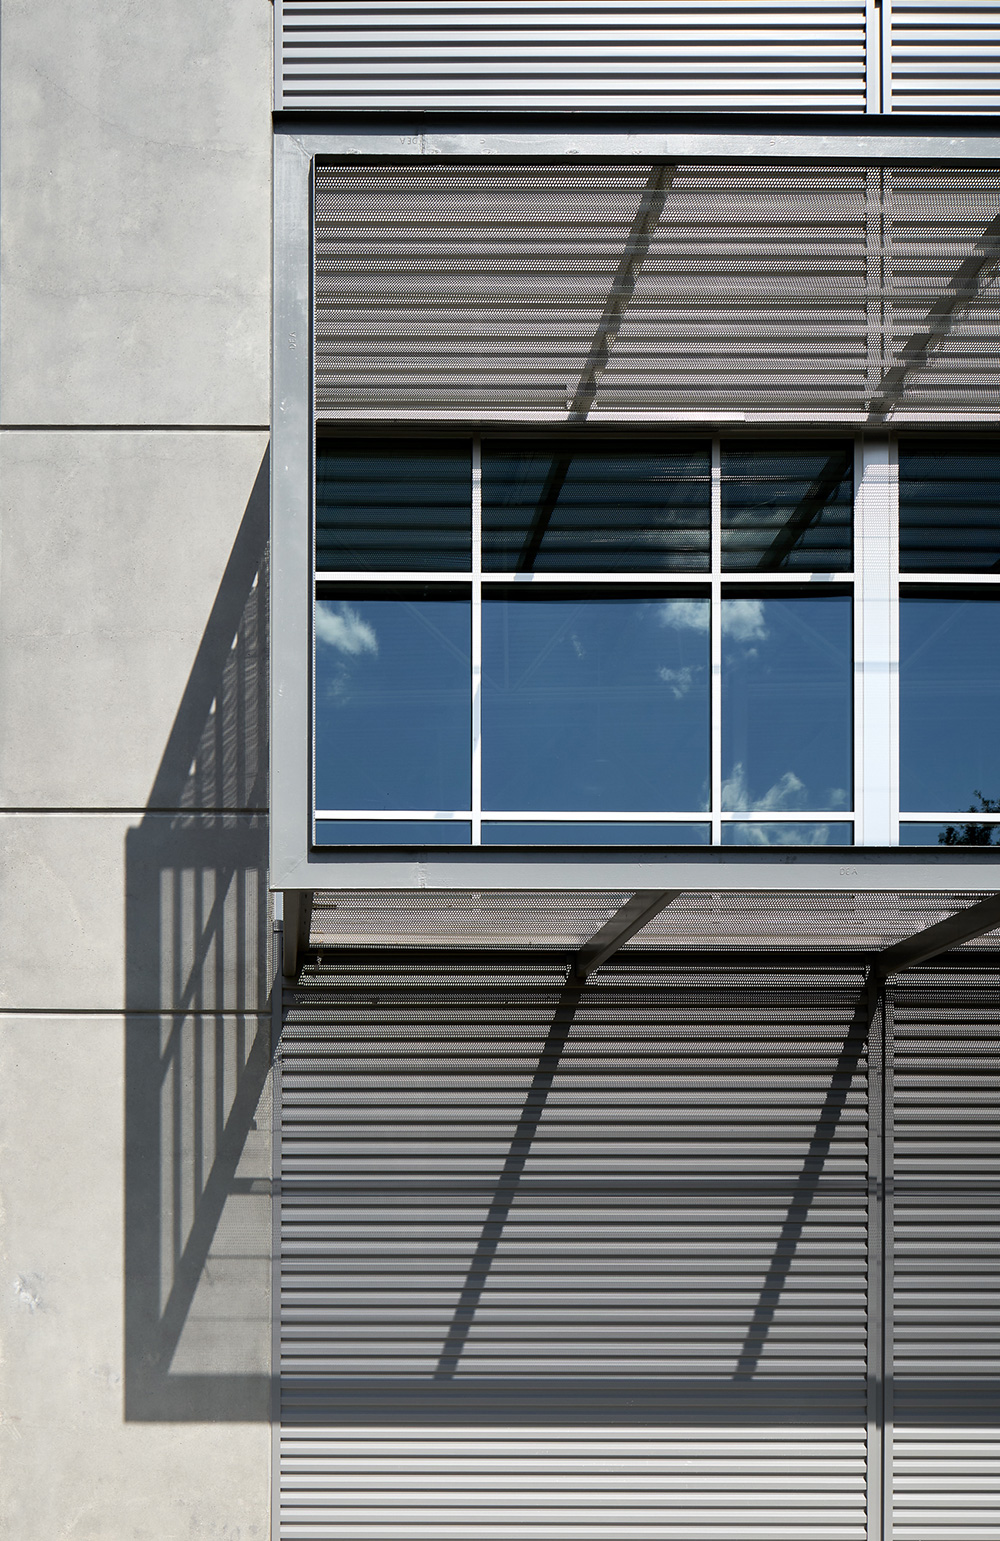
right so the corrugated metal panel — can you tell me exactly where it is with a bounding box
[278,958,870,1539]
[278,2,869,112]
[890,3,1000,114]
[890,969,1000,1541]
[313,162,1000,426]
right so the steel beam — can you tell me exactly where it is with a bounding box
[273,849,1000,893]
[572,890,680,979]
[282,889,313,978]
[874,890,1000,977]
[274,121,1000,166]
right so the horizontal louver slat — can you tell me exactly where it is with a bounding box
[890,971,1000,1541]
[890,3,1000,114]
[279,960,869,1539]
[313,162,1000,426]
[279,2,867,111]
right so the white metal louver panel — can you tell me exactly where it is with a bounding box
[278,2,869,112]
[890,970,1000,1541]
[313,161,1000,426]
[278,959,871,1540]
[889,3,1000,114]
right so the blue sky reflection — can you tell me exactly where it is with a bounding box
[314,596,470,811]
[483,596,710,812]
[721,596,852,813]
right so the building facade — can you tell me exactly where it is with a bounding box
[3,4,1000,1539]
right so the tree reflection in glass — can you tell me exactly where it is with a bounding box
[900,598,1000,813]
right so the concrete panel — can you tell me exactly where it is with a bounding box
[0,431,269,809]
[0,1,271,424]
[0,812,269,1012]
[0,1014,271,1538]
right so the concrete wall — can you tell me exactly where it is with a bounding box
[0,4,274,1536]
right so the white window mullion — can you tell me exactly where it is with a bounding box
[856,435,898,845]
[711,438,722,844]
[471,438,483,844]
[888,436,900,842]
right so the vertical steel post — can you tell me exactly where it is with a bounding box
[866,0,883,114]
[270,900,284,1541]
[866,970,887,1541]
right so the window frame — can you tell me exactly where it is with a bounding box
[311,434,859,846]
[271,122,1000,893]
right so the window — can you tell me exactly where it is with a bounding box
[898,441,1000,848]
[313,437,857,846]
[273,137,1000,879]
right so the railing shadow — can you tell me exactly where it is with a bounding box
[124,448,273,1421]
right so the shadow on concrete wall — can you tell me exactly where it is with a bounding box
[124,449,273,1421]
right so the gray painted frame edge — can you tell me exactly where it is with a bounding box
[273,849,1000,894]
[271,130,312,892]
[274,123,1000,160]
[270,121,1000,894]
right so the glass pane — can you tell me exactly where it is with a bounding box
[482,443,711,572]
[316,440,471,571]
[315,820,471,845]
[900,598,1000,811]
[482,596,710,812]
[721,443,853,571]
[899,822,1000,847]
[481,822,711,845]
[314,596,470,810]
[721,596,852,812]
[900,443,1000,571]
[721,823,853,846]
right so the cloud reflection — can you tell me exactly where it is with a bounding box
[315,602,378,656]
[658,665,701,699]
[723,761,806,812]
[658,599,709,633]
[721,599,768,643]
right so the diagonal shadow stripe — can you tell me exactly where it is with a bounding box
[759,448,852,570]
[868,211,1000,420]
[433,973,584,1379]
[733,972,877,1379]
[515,164,674,571]
[154,1019,273,1371]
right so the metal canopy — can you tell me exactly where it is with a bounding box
[297,886,1000,969]
[874,887,1000,977]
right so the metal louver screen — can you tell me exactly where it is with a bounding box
[890,3,1000,114]
[278,958,870,1540]
[889,970,1000,1541]
[314,162,1000,425]
[279,2,868,112]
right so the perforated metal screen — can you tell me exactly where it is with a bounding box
[308,889,1000,954]
[314,161,1000,426]
[276,956,1000,1539]
[278,957,872,1539]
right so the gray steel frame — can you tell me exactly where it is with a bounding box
[271,121,1000,895]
